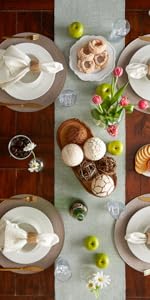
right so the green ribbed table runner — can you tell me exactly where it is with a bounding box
[55,1,125,299]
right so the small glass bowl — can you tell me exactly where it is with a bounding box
[8,134,32,160]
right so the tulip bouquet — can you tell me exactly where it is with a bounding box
[91,67,134,136]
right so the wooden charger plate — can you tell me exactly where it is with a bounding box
[57,118,117,197]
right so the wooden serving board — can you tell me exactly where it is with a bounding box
[57,118,117,198]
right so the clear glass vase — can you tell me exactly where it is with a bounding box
[92,110,123,129]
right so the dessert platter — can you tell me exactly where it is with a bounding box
[114,194,150,273]
[0,32,67,112]
[69,35,116,81]
[57,118,117,198]
[0,194,64,273]
[117,34,150,114]
[135,144,150,177]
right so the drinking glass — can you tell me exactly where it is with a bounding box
[106,199,125,219]
[108,18,130,42]
[8,135,32,160]
[54,257,72,282]
[58,89,77,107]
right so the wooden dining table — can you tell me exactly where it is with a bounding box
[0,0,149,299]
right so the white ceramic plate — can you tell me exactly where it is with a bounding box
[126,206,150,263]
[1,206,53,264]
[69,35,116,81]
[4,43,55,100]
[128,45,150,101]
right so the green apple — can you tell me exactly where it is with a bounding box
[107,140,123,155]
[84,235,99,251]
[95,252,109,269]
[96,83,112,100]
[68,21,84,38]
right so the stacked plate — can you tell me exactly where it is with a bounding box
[114,194,150,273]
[1,206,54,264]
[117,34,150,114]
[0,33,67,112]
[0,195,64,273]
[4,43,56,101]
[127,45,150,101]
[126,206,150,263]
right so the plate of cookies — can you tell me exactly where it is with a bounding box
[69,35,116,81]
[57,118,117,198]
[135,144,150,176]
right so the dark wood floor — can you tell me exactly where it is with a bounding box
[0,0,149,299]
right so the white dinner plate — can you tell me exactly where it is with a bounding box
[126,206,150,263]
[128,45,150,101]
[1,206,53,264]
[69,35,116,81]
[4,43,55,100]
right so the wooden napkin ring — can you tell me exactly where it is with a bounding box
[30,59,41,73]
[27,232,38,244]
[147,64,150,76]
[146,232,150,245]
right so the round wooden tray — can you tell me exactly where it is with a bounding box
[57,118,117,198]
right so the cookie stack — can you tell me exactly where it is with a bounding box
[77,38,109,73]
[135,144,150,174]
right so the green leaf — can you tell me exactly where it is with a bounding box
[101,98,111,110]
[110,82,128,106]
[124,104,134,113]
[91,109,101,120]
[111,77,115,97]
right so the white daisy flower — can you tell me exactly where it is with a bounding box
[87,279,96,291]
[28,159,41,172]
[23,142,37,152]
[93,272,111,289]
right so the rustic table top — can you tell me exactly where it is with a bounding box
[0,0,149,299]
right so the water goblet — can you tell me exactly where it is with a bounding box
[58,89,77,107]
[108,18,130,42]
[54,257,72,282]
[106,199,125,220]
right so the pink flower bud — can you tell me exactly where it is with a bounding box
[120,96,129,107]
[92,95,102,105]
[113,67,123,77]
[138,99,149,110]
[107,125,119,137]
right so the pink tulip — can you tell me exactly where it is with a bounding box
[113,67,123,77]
[138,99,149,110]
[92,95,102,105]
[107,125,119,137]
[120,96,129,107]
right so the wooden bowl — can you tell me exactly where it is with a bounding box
[57,118,117,198]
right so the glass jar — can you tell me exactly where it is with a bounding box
[69,200,88,221]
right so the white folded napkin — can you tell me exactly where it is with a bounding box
[125,230,150,245]
[0,45,63,89]
[126,63,149,79]
[0,219,59,252]
[125,232,146,244]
